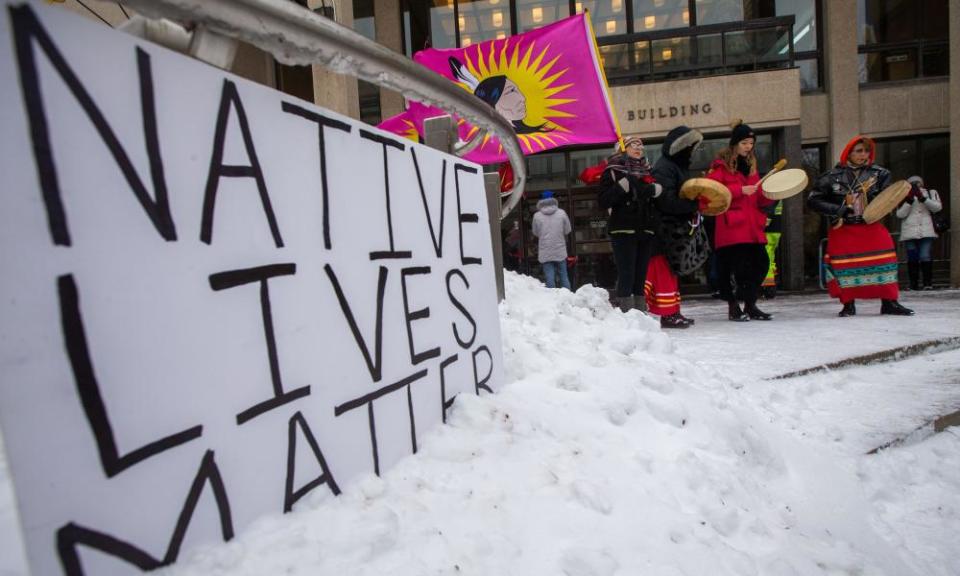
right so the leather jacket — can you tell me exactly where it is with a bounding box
[808,162,892,225]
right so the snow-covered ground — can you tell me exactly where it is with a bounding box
[2,273,959,575]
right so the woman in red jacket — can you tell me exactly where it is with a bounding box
[706,121,775,321]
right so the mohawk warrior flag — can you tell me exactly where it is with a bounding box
[378,13,621,164]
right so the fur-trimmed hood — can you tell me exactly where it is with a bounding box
[663,126,703,159]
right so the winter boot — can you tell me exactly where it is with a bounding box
[838,301,856,317]
[676,313,695,326]
[633,295,649,312]
[921,261,934,290]
[728,301,749,322]
[881,299,914,316]
[744,302,773,321]
[906,261,920,291]
[612,295,632,313]
[660,313,691,329]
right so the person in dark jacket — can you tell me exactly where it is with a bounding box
[649,126,705,329]
[807,135,913,317]
[599,136,662,312]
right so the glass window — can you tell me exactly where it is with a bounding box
[458,0,512,46]
[431,1,457,48]
[576,0,628,36]
[632,0,690,32]
[517,0,570,33]
[777,0,817,52]
[797,57,819,90]
[353,0,381,124]
[858,0,916,45]
[696,0,744,25]
[920,0,948,40]
[526,152,567,192]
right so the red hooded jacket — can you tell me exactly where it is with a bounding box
[706,158,774,249]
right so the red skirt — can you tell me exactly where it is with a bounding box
[824,223,899,303]
[644,255,681,316]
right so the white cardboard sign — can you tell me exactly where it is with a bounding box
[0,2,504,574]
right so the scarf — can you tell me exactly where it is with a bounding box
[736,155,751,177]
[606,152,652,181]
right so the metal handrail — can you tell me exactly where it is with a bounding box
[122,0,527,219]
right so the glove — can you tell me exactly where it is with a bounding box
[652,183,663,198]
[698,195,711,212]
[618,177,630,193]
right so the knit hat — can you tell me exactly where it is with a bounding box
[623,135,643,149]
[541,190,554,199]
[729,119,755,147]
[907,175,924,186]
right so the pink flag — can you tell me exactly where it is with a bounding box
[378,13,620,164]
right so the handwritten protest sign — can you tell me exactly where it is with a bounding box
[0,2,504,574]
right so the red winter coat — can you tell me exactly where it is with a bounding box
[706,159,773,249]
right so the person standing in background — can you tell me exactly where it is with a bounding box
[808,135,913,317]
[761,200,783,299]
[896,175,943,290]
[532,190,572,289]
[599,136,662,312]
[706,121,775,321]
[649,126,705,329]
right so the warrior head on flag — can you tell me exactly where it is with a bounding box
[448,52,555,135]
[380,13,621,164]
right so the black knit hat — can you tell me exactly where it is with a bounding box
[729,120,755,147]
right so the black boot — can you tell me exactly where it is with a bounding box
[676,313,695,325]
[744,302,772,321]
[728,301,749,322]
[660,312,691,329]
[881,300,914,316]
[921,261,934,290]
[839,301,856,317]
[907,261,920,291]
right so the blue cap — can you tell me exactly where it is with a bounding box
[541,190,554,199]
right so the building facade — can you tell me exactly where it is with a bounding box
[56,0,960,291]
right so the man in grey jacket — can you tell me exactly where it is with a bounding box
[532,190,572,289]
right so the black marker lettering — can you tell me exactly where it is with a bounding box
[472,345,494,395]
[334,369,428,475]
[58,275,201,478]
[400,266,440,365]
[445,269,476,349]
[56,450,233,575]
[201,79,283,247]
[10,5,175,246]
[439,354,459,423]
[454,163,482,265]
[324,264,387,382]
[280,102,351,250]
[284,411,341,513]
[410,148,447,258]
[360,129,412,260]
[209,264,309,424]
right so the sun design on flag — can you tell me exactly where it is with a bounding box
[449,39,575,153]
[396,119,419,142]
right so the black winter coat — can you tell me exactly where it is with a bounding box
[651,130,699,254]
[808,163,892,224]
[599,167,659,235]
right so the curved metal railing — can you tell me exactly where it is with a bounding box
[122,0,526,218]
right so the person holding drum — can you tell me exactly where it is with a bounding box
[705,120,776,321]
[649,125,706,329]
[599,136,663,312]
[808,135,914,317]
[895,175,943,290]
